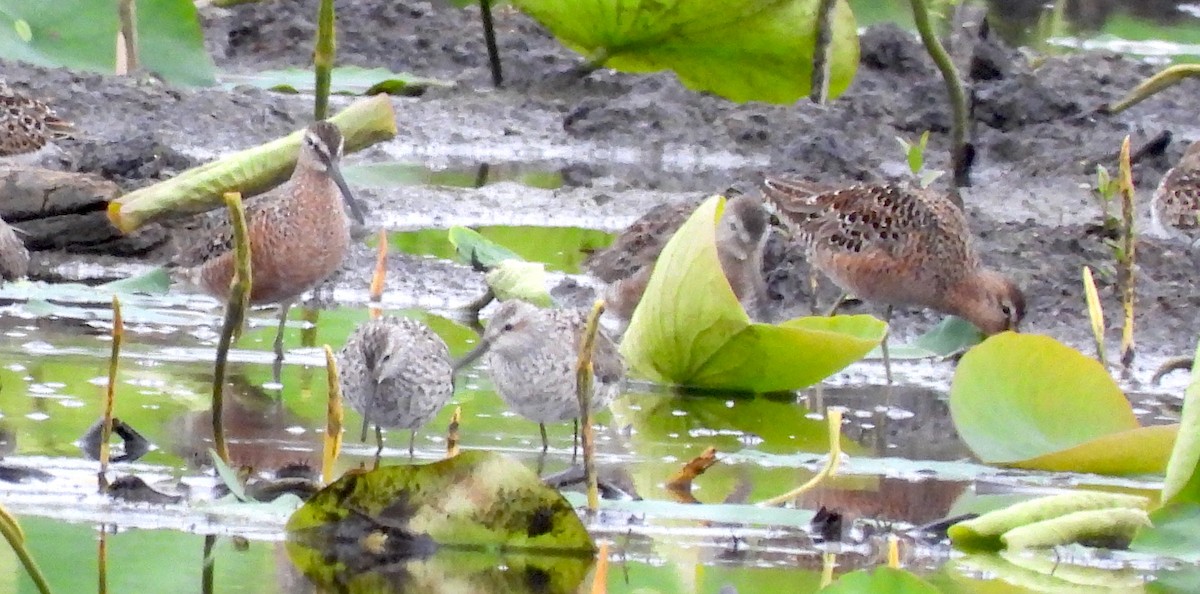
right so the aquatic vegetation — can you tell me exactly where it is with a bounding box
[949,491,1151,551]
[448,226,554,306]
[895,130,943,189]
[620,196,886,392]
[223,66,451,97]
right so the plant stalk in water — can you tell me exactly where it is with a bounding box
[1117,137,1136,368]
[909,0,970,192]
[1081,266,1106,367]
[0,503,54,594]
[313,0,335,120]
[322,345,343,484]
[211,192,253,466]
[479,0,503,87]
[99,295,123,491]
[447,405,462,458]
[576,299,606,512]
[759,407,843,506]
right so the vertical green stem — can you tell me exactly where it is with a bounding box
[1117,137,1136,369]
[909,0,970,192]
[99,296,122,491]
[576,299,605,512]
[479,0,503,88]
[313,0,336,120]
[808,0,838,103]
[212,192,253,465]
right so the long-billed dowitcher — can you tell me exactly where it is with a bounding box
[452,300,624,452]
[605,194,772,322]
[1,81,72,158]
[761,178,1024,378]
[338,316,455,457]
[173,121,366,381]
[0,216,29,281]
[1149,140,1200,247]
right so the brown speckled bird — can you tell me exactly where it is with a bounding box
[605,194,772,322]
[0,216,30,281]
[452,300,624,452]
[762,178,1024,379]
[173,121,365,380]
[338,316,455,457]
[1149,140,1200,247]
[1,81,72,157]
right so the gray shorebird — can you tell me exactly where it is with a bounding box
[452,300,624,452]
[1149,140,1200,247]
[337,316,455,457]
[1,81,73,158]
[0,216,29,281]
[761,178,1025,379]
[172,121,366,381]
[605,194,772,322]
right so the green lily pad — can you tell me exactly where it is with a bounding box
[949,332,1175,474]
[1162,338,1200,506]
[820,567,940,593]
[619,195,885,392]
[221,66,452,96]
[0,0,215,86]
[98,267,172,295]
[871,316,985,360]
[510,0,859,104]
[448,226,524,270]
[1131,503,1200,562]
[286,451,594,554]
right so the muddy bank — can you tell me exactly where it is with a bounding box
[2,0,1199,363]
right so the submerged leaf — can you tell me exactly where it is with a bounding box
[950,333,1174,474]
[286,450,594,554]
[221,66,452,96]
[510,0,859,103]
[620,195,885,392]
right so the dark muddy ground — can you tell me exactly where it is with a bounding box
[3,0,1200,372]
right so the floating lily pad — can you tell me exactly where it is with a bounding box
[949,333,1176,474]
[221,66,452,96]
[619,196,885,392]
[0,0,215,86]
[286,451,594,554]
[448,226,523,270]
[510,0,859,103]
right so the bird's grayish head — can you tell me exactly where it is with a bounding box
[716,195,769,259]
[298,120,344,173]
[451,300,542,375]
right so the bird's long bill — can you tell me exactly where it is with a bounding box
[451,339,491,376]
[328,162,367,226]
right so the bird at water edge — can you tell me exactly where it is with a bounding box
[1149,140,1200,248]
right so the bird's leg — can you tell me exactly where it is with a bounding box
[271,300,293,387]
[374,425,384,468]
[824,293,850,317]
[408,430,417,458]
[359,415,370,443]
[572,419,579,463]
[881,305,894,385]
[539,423,549,453]
[808,269,821,314]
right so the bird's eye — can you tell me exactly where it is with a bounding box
[502,323,515,332]
[1000,304,1012,317]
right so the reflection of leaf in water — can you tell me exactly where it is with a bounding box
[287,450,593,554]
[822,566,939,593]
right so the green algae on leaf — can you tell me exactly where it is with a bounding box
[0,0,215,86]
[619,195,885,392]
[948,491,1150,552]
[949,332,1175,474]
[509,0,859,104]
[286,451,594,554]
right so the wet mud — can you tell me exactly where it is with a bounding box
[3,0,1199,366]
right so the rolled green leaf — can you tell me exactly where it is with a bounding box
[949,491,1151,551]
[484,260,553,307]
[1001,507,1151,550]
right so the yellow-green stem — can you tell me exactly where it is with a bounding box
[1103,64,1200,115]
[0,504,54,594]
[99,295,122,490]
[759,408,844,506]
[98,525,108,594]
[313,0,336,121]
[576,299,606,512]
[211,192,253,465]
[1081,266,1106,367]
[321,345,343,485]
[909,0,970,192]
[1117,137,1136,368]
